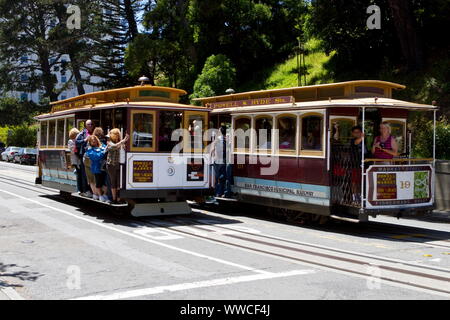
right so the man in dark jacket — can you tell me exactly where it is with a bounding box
[75,120,95,197]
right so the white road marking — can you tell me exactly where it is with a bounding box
[131,226,184,241]
[0,189,270,275]
[0,285,25,300]
[72,269,315,300]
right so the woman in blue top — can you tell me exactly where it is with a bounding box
[85,135,108,202]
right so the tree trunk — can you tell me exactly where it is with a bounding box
[39,51,58,102]
[69,52,85,95]
[388,0,423,70]
[124,0,139,41]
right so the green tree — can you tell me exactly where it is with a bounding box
[190,54,236,103]
[0,0,61,101]
[0,97,43,126]
[51,0,105,95]
[88,0,142,89]
[6,125,38,148]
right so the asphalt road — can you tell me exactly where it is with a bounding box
[0,160,449,300]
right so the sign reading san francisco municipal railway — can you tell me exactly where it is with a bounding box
[207,96,294,109]
[366,165,433,208]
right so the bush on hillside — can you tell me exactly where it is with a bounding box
[190,55,236,104]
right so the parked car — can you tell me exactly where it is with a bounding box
[0,142,5,155]
[13,148,37,165]
[1,146,21,162]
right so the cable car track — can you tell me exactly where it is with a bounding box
[1,172,450,296]
[138,217,450,296]
[1,172,450,251]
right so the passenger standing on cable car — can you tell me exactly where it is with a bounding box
[106,129,129,204]
[93,127,111,201]
[211,125,232,198]
[350,125,368,204]
[85,135,109,203]
[68,128,82,194]
[372,122,398,164]
[75,119,95,198]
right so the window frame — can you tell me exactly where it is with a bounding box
[183,110,209,153]
[382,117,407,154]
[130,109,157,152]
[232,115,252,154]
[275,113,298,155]
[55,118,66,148]
[158,110,183,153]
[299,111,326,158]
[329,115,357,145]
[254,114,275,154]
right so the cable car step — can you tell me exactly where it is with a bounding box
[71,193,128,207]
[131,201,192,217]
[214,197,238,202]
[330,215,361,223]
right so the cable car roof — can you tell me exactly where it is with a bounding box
[210,97,438,114]
[193,80,438,112]
[35,85,207,120]
[35,100,208,120]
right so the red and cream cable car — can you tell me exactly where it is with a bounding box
[196,80,438,222]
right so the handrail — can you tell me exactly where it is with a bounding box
[364,158,433,163]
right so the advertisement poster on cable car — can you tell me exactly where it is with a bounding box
[366,165,434,209]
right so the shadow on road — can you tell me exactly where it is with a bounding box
[0,263,42,288]
[36,194,450,248]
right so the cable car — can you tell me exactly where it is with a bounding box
[35,81,211,217]
[196,80,438,222]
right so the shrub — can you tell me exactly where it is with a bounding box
[190,54,236,104]
[412,115,450,160]
[5,125,38,148]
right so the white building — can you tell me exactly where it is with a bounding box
[8,52,104,104]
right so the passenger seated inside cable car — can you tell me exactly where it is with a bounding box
[301,115,323,151]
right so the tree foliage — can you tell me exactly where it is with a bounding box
[6,125,38,148]
[412,115,450,160]
[190,54,236,102]
[0,97,44,127]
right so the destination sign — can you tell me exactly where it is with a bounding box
[366,165,433,208]
[207,96,294,109]
[133,160,153,183]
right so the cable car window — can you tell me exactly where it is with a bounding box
[383,118,406,153]
[48,120,56,147]
[66,118,75,147]
[277,115,296,153]
[131,111,155,152]
[184,111,207,152]
[115,109,124,129]
[301,114,323,153]
[330,117,356,144]
[159,111,182,152]
[255,116,273,151]
[56,119,65,147]
[40,121,47,148]
[234,117,251,152]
